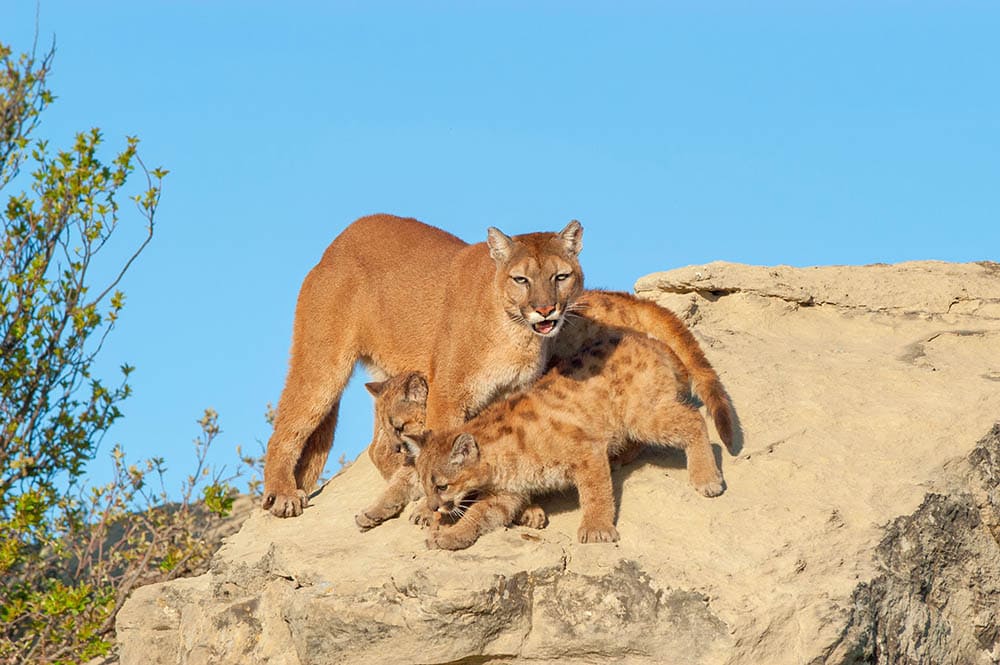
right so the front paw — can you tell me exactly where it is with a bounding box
[356,499,406,531]
[515,505,547,530]
[355,511,384,532]
[425,525,476,550]
[577,522,619,543]
[689,467,726,497]
[263,489,309,518]
[409,501,437,527]
[692,478,725,497]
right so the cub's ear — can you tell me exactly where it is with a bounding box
[450,432,479,466]
[559,220,583,256]
[404,372,429,404]
[364,381,386,397]
[401,431,428,459]
[487,227,514,263]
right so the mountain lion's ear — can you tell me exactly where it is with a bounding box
[559,220,583,256]
[487,227,514,263]
[402,431,428,459]
[450,432,479,466]
[364,381,386,397]
[404,372,429,404]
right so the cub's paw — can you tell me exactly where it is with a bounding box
[515,505,548,530]
[609,442,643,470]
[262,489,308,518]
[690,472,725,498]
[355,511,384,532]
[425,525,476,551]
[409,501,437,527]
[577,523,619,544]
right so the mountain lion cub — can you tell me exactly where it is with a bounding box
[363,372,548,530]
[399,330,728,550]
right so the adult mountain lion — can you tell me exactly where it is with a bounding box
[263,214,736,518]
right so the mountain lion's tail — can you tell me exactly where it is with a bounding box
[628,295,738,452]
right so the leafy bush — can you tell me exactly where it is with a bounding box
[0,38,242,664]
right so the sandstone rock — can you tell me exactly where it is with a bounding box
[117,261,1000,664]
[827,425,1000,665]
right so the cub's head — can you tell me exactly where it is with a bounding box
[365,372,429,453]
[404,431,487,516]
[486,220,585,338]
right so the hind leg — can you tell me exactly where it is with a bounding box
[294,406,339,493]
[575,451,620,543]
[264,354,353,517]
[683,420,725,497]
[263,290,357,517]
[636,399,724,497]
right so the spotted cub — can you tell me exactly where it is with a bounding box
[406,330,730,550]
[355,373,546,531]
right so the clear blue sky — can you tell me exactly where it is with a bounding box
[6,2,999,497]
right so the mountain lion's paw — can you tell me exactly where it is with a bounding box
[263,489,308,518]
[409,502,437,527]
[355,511,383,531]
[425,525,476,550]
[515,505,548,530]
[691,473,725,498]
[577,523,619,544]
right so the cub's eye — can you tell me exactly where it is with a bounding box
[555,272,572,282]
[511,276,529,285]
[435,482,449,492]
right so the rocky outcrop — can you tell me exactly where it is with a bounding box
[827,425,1000,665]
[116,261,1000,664]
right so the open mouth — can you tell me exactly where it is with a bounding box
[532,320,558,335]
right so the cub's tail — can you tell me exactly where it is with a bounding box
[581,290,740,453]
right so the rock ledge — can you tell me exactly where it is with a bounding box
[118,261,1000,664]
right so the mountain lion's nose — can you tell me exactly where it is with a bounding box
[535,305,556,317]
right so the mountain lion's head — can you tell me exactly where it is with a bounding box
[407,429,488,518]
[486,221,584,338]
[365,372,428,454]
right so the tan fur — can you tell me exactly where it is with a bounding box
[555,290,738,452]
[263,214,585,517]
[409,331,725,550]
[353,374,428,530]
[263,215,738,520]
[355,298,733,530]
[356,372,548,531]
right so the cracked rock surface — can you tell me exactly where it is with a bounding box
[117,261,1000,664]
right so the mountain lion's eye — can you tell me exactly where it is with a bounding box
[512,276,529,285]
[555,273,571,282]
[435,482,449,492]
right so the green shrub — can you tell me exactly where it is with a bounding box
[0,38,240,664]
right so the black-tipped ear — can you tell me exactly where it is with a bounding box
[401,431,428,459]
[450,432,479,466]
[404,372,429,404]
[365,381,386,397]
[559,220,583,255]
[487,227,514,263]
